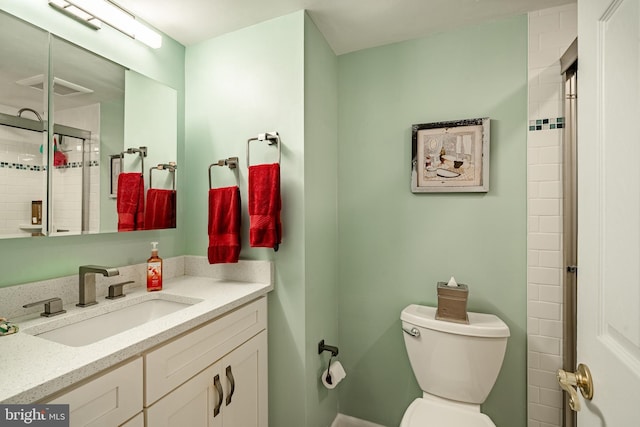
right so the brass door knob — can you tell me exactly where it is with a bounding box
[557,363,594,412]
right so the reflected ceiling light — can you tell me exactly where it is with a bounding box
[48,0,162,49]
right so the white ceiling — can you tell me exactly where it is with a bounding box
[116,0,574,55]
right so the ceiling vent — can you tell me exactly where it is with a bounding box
[16,74,93,96]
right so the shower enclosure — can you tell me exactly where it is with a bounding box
[561,38,577,427]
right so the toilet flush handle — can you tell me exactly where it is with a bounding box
[402,326,420,337]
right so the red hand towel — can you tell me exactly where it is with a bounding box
[117,173,145,231]
[145,189,176,230]
[248,163,281,251]
[208,186,241,264]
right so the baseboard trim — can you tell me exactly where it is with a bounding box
[331,413,387,427]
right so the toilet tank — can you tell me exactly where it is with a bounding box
[401,304,510,404]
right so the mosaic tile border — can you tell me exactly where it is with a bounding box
[0,162,45,171]
[529,117,564,131]
[0,160,99,171]
[55,160,100,169]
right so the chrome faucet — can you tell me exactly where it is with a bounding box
[77,265,119,307]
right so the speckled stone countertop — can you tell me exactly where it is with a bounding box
[0,257,273,404]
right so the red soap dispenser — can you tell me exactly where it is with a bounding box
[147,241,163,291]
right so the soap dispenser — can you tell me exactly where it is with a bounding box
[147,242,163,291]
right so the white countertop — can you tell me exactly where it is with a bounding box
[0,274,273,404]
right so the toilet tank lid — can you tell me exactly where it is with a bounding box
[401,305,510,338]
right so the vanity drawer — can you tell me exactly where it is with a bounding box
[47,357,143,427]
[144,297,267,405]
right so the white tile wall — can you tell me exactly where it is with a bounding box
[0,118,46,236]
[527,3,576,427]
[52,103,101,233]
[0,103,100,236]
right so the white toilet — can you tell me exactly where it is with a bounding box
[399,304,510,427]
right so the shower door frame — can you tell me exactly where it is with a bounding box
[560,39,577,427]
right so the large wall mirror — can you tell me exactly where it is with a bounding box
[0,10,177,239]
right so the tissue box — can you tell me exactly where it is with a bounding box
[435,282,469,324]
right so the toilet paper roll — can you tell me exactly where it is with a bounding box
[321,360,346,389]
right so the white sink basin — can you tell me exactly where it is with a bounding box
[26,295,201,347]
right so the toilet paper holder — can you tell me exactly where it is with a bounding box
[318,340,339,385]
[318,340,339,357]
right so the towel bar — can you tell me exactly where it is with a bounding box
[149,163,177,190]
[119,146,147,174]
[246,131,281,167]
[209,157,239,189]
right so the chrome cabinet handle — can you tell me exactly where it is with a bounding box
[213,374,223,417]
[225,365,235,406]
[402,326,420,337]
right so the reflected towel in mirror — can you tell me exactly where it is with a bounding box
[145,189,176,230]
[117,173,145,231]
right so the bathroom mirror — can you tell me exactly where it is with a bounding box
[0,10,178,238]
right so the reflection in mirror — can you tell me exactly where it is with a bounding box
[0,9,178,238]
[115,70,178,232]
[50,35,125,236]
[0,11,48,238]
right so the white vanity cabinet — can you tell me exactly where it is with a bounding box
[146,331,267,426]
[43,296,268,427]
[145,297,268,426]
[47,358,143,427]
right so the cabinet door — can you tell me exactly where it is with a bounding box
[47,358,142,427]
[147,331,267,427]
[145,297,267,405]
[146,363,221,427]
[221,331,268,427]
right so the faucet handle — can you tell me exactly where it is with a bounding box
[106,281,134,300]
[23,297,66,317]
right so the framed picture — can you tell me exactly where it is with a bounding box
[110,154,122,198]
[411,117,490,193]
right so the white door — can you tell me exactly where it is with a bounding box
[575,0,640,424]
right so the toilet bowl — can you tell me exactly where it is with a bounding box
[399,304,510,426]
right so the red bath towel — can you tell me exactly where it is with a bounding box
[117,173,145,231]
[248,163,281,251]
[208,186,241,264]
[145,189,176,230]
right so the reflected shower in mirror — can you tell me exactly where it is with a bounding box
[0,12,48,238]
[50,35,126,236]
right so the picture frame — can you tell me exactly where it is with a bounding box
[110,154,122,198]
[411,117,490,193]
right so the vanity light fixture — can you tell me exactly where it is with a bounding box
[48,0,162,49]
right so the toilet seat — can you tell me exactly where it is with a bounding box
[399,398,496,427]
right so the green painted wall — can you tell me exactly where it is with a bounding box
[0,2,185,288]
[303,13,339,427]
[1,4,528,426]
[184,11,310,427]
[184,12,339,427]
[336,16,528,427]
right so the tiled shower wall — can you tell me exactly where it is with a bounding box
[527,4,576,427]
[0,104,47,237]
[0,103,101,236]
[53,104,101,234]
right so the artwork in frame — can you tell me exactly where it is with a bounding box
[110,154,122,198]
[411,117,490,193]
